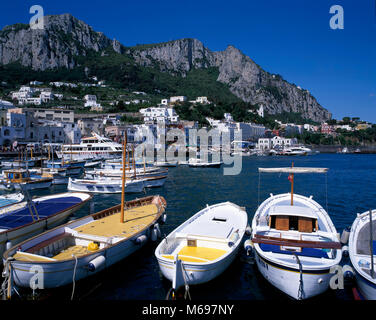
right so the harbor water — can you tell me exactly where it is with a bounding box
[14,153,376,301]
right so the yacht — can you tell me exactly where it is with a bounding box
[56,133,123,160]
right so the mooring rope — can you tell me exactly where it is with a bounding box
[71,254,78,300]
[294,254,304,300]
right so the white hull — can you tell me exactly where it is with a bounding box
[348,209,376,300]
[4,196,166,289]
[255,251,332,300]
[155,202,248,290]
[7,226,152,288]
[355,271,376,300]
[252,191,341,300]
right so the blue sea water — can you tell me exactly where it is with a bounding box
[16,153,376,300]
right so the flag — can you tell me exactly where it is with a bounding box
[288,174,293,182]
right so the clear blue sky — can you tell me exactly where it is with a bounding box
[1,0,375,122]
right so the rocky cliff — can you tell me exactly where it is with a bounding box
[130,41,331,122]
[0,14,120,71]
[0,14,331,122]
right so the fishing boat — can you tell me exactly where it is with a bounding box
[0,191,92,259]
[188,158,222,168]
[0,193,24,208]
[154,160,178,167]
[155,202,248,295]
[67,177,145,194]
[250,166,342,300]
[1,159,36,169]
[85,168,168,179]
[3,133,166,295]
[0,169,53,191]
[29,168,69,185]
[348,209,376,300]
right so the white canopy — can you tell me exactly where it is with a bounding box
[258,167,328,174]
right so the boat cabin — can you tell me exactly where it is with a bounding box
[4,169,30,183]
[268,206,318,233]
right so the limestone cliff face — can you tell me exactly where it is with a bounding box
[0,14,119,71]
[130,41,331,122]
[0,14,331,122]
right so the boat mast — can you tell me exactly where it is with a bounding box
[120,132,127,224]
[132,144,136,178]
[143,149,146,175]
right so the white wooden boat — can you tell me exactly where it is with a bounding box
[0,169,53,191]
[250,166,342,300]
[155,202,248,294]
[349,209,376,300]
[188,158,222,168]
[155,161,178,167]
[0,192,92,259]
[0,193,24,208]
[85,167,167,179]
[29,168,69,185]
[138,175,167,188]
[3,195,166,292]
[67,177,145,194]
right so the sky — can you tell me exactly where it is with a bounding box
[1,0,375,122]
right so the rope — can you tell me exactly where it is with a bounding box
[71,254,78,300]
[1,258,13,300]
[181,263,191,301]
[294,254,304,300]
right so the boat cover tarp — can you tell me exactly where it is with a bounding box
[0,196,82,230]
[259,243,329,259]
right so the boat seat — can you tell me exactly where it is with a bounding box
[162,246,227,263]
[175,232,229,243]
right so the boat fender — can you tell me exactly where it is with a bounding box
[228,230,240,247]
[342,245,349,258]
[88,255,106,272]
[134,235,148,245]
[5,241,12,251]
[159,213,167,225]
[244,239,253,255]
[151,227,158,242]
[343,265,355,281]
[340,226,351,244]
[87,242,99,252]
[245,225,252,236]
[154,223,162,239]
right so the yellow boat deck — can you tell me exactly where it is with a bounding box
[52,245,90,260]
[74,204,159,238]
[162,246,227,263]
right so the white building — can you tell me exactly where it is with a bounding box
[139,107,179,124]
[257,136,298,150]
[170,96,187,104]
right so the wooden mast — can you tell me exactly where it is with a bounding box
[290,162,294,206]
[132,144,136,178]
[143,149,146,175]
[120,132,127,224]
